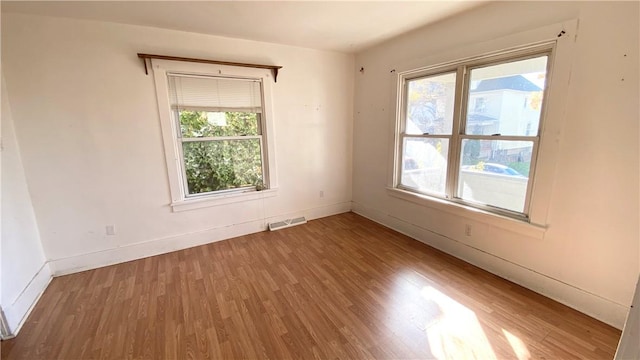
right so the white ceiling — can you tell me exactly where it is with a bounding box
[1,1,486,53]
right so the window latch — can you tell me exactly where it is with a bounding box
[423,132,430,135]
[491,133,501,136]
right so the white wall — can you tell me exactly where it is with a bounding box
[1,13,354,274]
[353,1,639,328]
[1,74,51,335]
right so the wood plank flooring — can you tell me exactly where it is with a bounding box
[2,213,621,359]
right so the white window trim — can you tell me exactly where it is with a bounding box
[386,187,547,238]
[151,59,278,212]
[171,188,278,212]
[387,20,578,237]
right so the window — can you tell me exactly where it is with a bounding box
[395,45,552,220]
[151,60,278,211]
[168,74,266,196]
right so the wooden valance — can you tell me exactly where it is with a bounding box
[137,53,283,82]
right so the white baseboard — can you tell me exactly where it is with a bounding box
[50,201,352,276]
[2,262,53,337]
[352,201,628,329]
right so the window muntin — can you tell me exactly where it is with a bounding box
[396,48,551,219]
[168,74,267,197]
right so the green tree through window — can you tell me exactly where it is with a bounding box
[180,111,263,194]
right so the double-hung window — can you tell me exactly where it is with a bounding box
[395,45,552,220]
[168,74,266,196]
[151,60,277,211]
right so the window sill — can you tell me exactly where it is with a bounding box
[386,187,547,239]
[171,188,278,212]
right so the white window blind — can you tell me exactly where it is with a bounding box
[168,74,263,113]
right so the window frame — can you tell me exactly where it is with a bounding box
[151,59,278,212]
[169,73,268,198]
[394,43,555,221]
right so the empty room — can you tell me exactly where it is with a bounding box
[1,1,639,359]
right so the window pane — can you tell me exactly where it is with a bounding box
[179,111,260,137]
[466,56,548,136]
[401,137,449,195]
[182,139,263,195]
[458,139,533,213]
[405,73,456,135]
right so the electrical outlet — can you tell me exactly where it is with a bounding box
[106,225,116,236]
[465,224,472,236]
[319,190,324,198]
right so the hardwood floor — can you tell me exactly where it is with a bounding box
[2,213,621,359]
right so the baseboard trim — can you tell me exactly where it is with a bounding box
[50,201,352,276]
[2,262,53,337]
[352,201,628,329]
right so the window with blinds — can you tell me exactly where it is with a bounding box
[168,74,263,113]
[167,73,267,196]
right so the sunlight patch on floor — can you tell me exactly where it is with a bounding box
[502,328,531,360]
[421,286,498,360]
